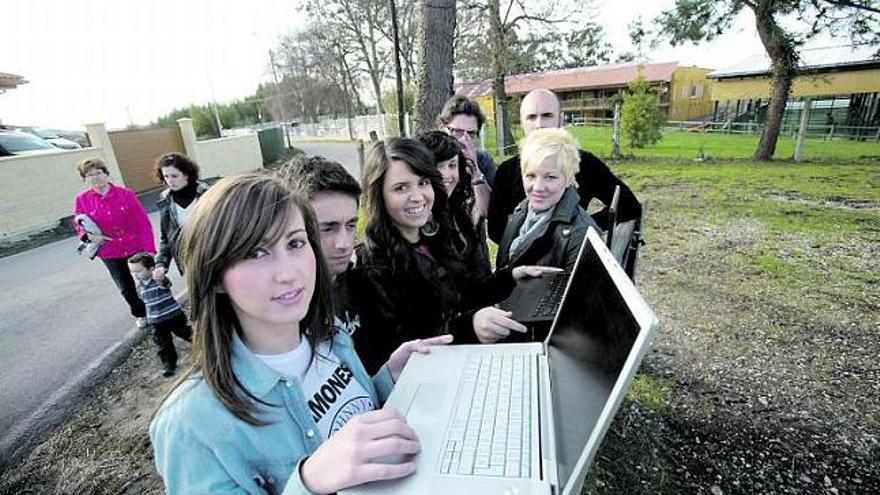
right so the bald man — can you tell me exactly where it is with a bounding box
[487,89,641,243]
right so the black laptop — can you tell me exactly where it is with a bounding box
[497,233,589,323]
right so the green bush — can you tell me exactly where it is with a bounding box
[621,75,663,148]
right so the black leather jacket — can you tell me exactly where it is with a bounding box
[496,187,597,273]
[488,150,640,243]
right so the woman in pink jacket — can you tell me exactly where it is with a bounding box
[74,157,156,327]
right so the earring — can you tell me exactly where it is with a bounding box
[420,214,439,237]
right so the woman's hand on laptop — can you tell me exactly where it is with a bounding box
[386,334,454,382]
[301,408,421,493]
[473,307,527,343]
[512,265,563,281]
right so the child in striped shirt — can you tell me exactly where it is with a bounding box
[128,252,193,376]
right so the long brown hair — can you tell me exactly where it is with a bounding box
[174,172,333,425]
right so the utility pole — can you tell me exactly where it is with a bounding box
[337,49,355,141]
[389,0,406,136]
[210,102,223,138]
[612,100,622,160]
[269,49,291,148]
[794,98,812,162]
[207,78,224,137]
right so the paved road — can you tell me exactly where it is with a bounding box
[0,212,180,443]
[293,140,362,182]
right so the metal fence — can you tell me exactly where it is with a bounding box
[235,113,880,144]
[286,114,411,141]
[570,117,880,141]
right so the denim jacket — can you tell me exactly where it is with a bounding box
[150,330,394,495]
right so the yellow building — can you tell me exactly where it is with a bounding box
[458,61,716,124]
[708,45,880,134]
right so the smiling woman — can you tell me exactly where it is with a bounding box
[496,128,597,274]
[353,138,532,372]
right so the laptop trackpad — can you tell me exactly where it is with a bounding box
[408,383,448,424]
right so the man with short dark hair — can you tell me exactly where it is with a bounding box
[277,156,363,337]
[487,88,641,243]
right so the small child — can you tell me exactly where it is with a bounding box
[127,252,193,376]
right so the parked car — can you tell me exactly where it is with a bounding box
[18,126,82,149]
[0,130,60,156]
[50,129,90,147]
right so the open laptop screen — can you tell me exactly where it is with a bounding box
[546,232,642,490]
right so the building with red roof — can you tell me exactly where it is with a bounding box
[457,61,715,124]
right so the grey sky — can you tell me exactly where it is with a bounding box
[2,0,776,130]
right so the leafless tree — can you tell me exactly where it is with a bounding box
[305,0,392,113]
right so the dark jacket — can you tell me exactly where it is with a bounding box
[488,150,640,243]
[155,181,209,273]
[353,242,516,374]
[476,149,497,187]
[496,187,597,273]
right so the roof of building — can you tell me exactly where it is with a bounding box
[0,72,28,90]
[458,61,697,97]
[708,44,880,79]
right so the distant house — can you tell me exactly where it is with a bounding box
[0,72,28,95]
[708,45,880,132]
[457,61,716,125]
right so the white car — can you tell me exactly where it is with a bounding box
[18,126,82,149]
[0,130,60,156]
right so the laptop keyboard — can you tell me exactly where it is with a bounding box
[437,354,534,477]
[531,272,568,318]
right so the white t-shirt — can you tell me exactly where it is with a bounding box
[174,198,198,230]
[254,338,375,439]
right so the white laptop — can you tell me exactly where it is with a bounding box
[343,226,660,495]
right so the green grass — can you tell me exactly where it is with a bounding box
[618,159,879,308]
[627,375,665,414]
[619,161,879,238]
[482,124,880,162]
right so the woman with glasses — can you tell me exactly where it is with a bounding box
[151,152,209,278]
[73,157,155,328]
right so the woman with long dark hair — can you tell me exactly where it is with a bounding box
[415,130,489,274]
[355,138,558,371]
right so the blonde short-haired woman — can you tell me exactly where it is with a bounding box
[496,128,598,273]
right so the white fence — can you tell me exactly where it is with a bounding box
[287,114,412,141]
[570,117,880,141]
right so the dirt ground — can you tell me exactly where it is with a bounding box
[1,164,878,494]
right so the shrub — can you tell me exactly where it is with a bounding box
[621,75,663,148]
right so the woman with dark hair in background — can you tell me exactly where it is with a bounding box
[415,130,489,274]
[152,152,209,278]
[73,157,155,328]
